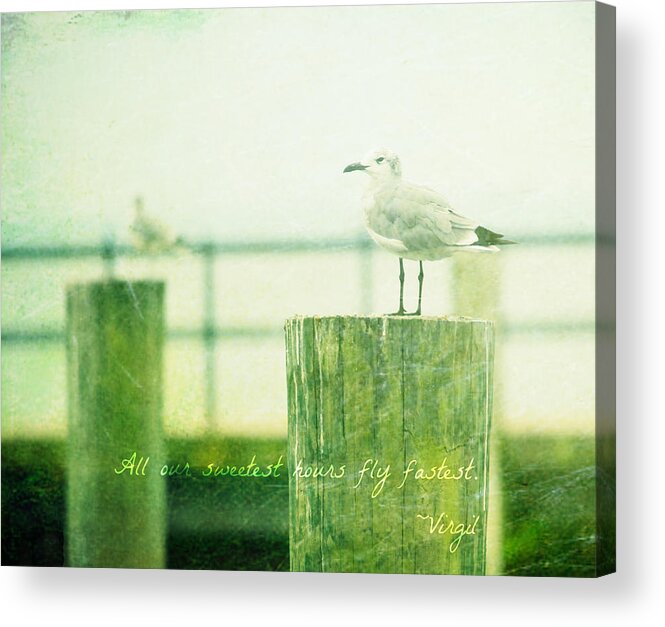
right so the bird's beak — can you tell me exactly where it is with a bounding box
[343,162,368,173]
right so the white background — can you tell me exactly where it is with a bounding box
[0,0,662,625]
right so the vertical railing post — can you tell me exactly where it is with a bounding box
[202,243,217,430]
[101,235,117,280]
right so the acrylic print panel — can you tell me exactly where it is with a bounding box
[0,1,615,576]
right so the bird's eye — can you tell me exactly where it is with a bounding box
[376,157,385,164]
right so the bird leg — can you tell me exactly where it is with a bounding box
[390,258,406,316]
[405,261,424,316]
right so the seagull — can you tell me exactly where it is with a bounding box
[343,149,516,316]
[129,196,184,254]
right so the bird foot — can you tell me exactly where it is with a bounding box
[387,309,422,316]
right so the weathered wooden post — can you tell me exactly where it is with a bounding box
[66,281,166,568]
[285,315,494,575]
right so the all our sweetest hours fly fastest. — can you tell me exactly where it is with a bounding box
[114,452,477,497]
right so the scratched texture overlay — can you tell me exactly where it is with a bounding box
[1,3,614,575]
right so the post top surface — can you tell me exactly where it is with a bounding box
[67,279,165,294]
[286,314,493,325]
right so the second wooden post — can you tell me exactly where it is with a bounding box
[66,280,166,568]
[286,315,494,575]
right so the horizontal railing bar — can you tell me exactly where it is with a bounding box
[1,321,599,345]
[500,321,604,335]
[1,232,610,261]
[1,237,373,260]
[0,326,281,344]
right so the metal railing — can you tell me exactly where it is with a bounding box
[1,231,608,429]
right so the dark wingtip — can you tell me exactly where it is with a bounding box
[475,225,518,246]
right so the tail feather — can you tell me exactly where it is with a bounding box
[475,225,518,247]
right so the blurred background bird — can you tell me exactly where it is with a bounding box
[344,148,516,316]
[129,196,185,254]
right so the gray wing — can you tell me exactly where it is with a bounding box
[371,182,480,250]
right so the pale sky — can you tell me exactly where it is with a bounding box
[1,2,595,247]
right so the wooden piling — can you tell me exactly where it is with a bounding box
[285,315,495,575]
[66,281,166,568]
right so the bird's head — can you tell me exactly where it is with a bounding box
[343,149,401,181]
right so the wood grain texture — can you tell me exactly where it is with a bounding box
[66,281,166,568]
[286,315,494,575]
